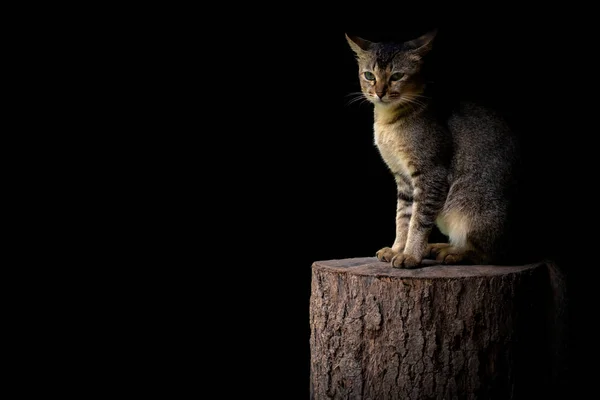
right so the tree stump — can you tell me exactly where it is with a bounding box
[309,257,563,400]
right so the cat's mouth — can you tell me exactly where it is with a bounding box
[371,94,401,105]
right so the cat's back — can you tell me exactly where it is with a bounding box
[443,101,519,174]
[445,101,516,147]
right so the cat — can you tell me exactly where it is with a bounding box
[345,30,523,268]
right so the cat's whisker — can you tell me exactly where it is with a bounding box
[345,92,366,98]
[409,95,429,104]
[346,97,364,106]
[410,94,432,101]
[400,96,428,109]
[346,93,369,107]
[348,99,368,107]
[407,100,427,108]
[405,93,431,102]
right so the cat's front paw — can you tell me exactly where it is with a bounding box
[376,247,398,262]
[391,253,421,269]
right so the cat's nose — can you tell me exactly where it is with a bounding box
[376,91,385,99]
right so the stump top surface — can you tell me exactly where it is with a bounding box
[312,257,543,279]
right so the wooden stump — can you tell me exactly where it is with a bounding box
[309,257,562,400]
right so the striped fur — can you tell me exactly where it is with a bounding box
[346,31,520,268]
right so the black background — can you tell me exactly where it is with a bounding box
[25,7,600,399]
[240,16,598,399]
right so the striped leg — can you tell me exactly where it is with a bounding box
[392,171,447,268]
[376,181,412,262]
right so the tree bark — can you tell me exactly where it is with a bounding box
[309,257,562,400]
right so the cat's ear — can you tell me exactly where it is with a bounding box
[405,29,437,58]
[345,33,373,56]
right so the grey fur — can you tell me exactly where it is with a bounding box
[346,31,520,267]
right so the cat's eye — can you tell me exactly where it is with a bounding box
[364,71,375,81]
[390,72,405,81]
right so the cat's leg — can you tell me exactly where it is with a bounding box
[391,173,448,268]
[376,186,412,262]
[435,213,497,265]
[425,243,451,259]
[431,246,478,265]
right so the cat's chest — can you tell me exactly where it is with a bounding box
[373,122,416,176]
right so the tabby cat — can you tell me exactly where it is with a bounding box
[346,30,521,268]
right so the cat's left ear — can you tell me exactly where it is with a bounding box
[405,29,437,57]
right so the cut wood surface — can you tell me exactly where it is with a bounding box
[309,257,559,400]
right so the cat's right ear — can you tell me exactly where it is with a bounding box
[345,33,373,56]
[405,29,437,57]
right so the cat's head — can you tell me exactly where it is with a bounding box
[345,31,436,108]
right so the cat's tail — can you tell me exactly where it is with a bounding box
[544,259,569,395]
